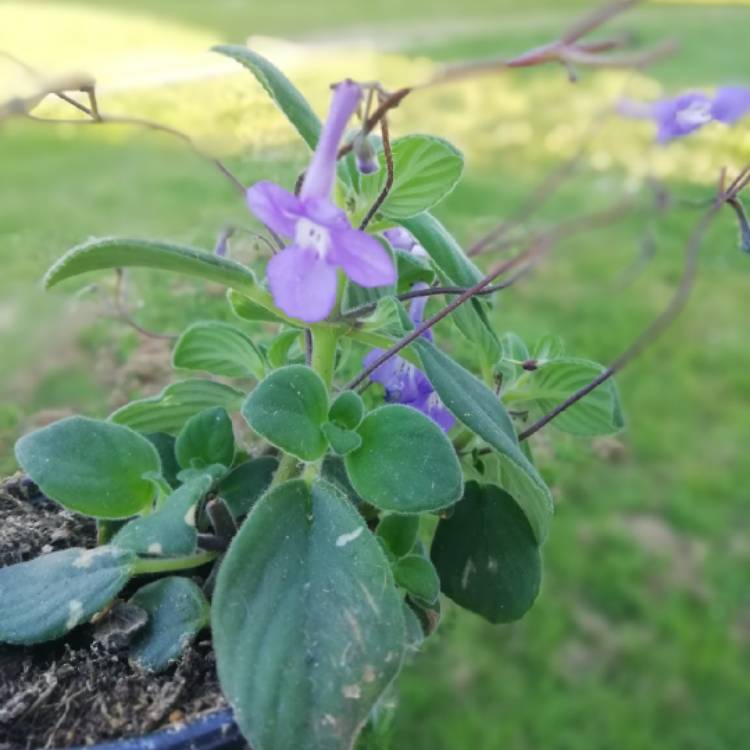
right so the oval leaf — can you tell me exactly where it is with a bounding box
[377,514,420,559]
[328,391,365,430]
[129,577,210,672]
[16,416,160,518]
[0,546,136,644]
[112,475,212,557]
[45,237,256,291]
[217,457,279,519]
[173,321,265,380]
[414,338,553,543]
[176,406,236,470]
[212,479,405,750]
[507,357,625,436]
[345,405,463,513]
[393,555,440,605]
[431,481,541,624]
[360,135,464,219]
[242,365,328,461]
[111,380,244,436]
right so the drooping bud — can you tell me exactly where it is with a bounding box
[353,132,380,174]
[728,197,750,253]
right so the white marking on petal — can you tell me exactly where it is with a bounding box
[66,600,84,629]
[335,527,363,547]
[675,100,712,128]
[295,217,332,259]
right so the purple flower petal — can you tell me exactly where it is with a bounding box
[333,229,396,288]
[412,391,455,433]
[266,244,338,322]
[300,80,362,202]
[712,86,750,124]
[246,181,304,237]
[654,93,713,143]
[383,227,416,251]
[302,197,352,232]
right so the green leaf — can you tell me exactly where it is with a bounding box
[45,237,256,291]
[242,365,328,461]
[414,339,553,543]
[399,213,482,289]
[173,321,265,380]
[175,407,235,470]
[530,334,565,362]
[399,214,499,362]
[328,391,364,430]
[212,479,405,750]
[228,289,288,324]
[345,405,463,513]
[213,45,321,151]
[129,577,210,672]
[359,135,464,219]
[393,555,440,605]
[0,546,136,644]
[217,457,279,519]
[267,329,303,368]
[431,482,541,624]
[321,422,362,456]
[15,416,160,519]
[395,248,435,293]
[145,433,180,489]
[402,601,425,651]
[112,476,212,556]
[111,380,244,435]
[506,358,625,436]
[377,514,420,559]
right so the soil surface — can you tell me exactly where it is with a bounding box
[0,476,231,750]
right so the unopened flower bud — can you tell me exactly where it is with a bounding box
[353,132,379,175]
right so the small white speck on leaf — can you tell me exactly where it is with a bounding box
[148,543,163,556]
[73,547,110,569]
[184,506,196,527]
[66,600,84,629]
[335,527,363,547]
[342,684,361,700]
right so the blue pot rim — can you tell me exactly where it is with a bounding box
[64,707,246,750]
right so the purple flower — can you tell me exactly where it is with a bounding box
[383,227,428,258]
[364,284,455,432]
[619,86,750,143]
[246,81,396,322]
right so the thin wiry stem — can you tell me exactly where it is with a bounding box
[359,115,394,230]
[517,170,747,442]
[344,240,549,391]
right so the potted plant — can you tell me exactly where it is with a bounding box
[2,3,748,749]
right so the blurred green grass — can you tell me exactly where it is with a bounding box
[1,1,749,749]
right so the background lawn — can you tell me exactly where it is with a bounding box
[1,1,749,748]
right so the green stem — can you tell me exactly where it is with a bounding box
[272,452,299,486]
[310,326,339,389]
[132,551,217,576]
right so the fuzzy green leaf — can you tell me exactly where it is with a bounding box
[15,417,160,519]
[431,482,541,624]
[212,479,405,750]
[377,514,420,559]
[0,546,135,644]
[173,321,265,380]
[393,555,440,605]
[242,365,328,461]
[112,476,212,557]
[44,237,256,291]
[111,380,244,435]
[345,405,463,513]
[217,457,279,519]
[129,577,210,672]
[175,407,235,470]
[359,135,464,219]
[414,339,553,542]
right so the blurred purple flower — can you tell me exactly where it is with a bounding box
[363,283,454,432]
[246,81,396,322]
[619,86,750,143]
[383,227,428,258]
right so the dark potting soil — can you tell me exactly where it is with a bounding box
[0,476,230,750]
